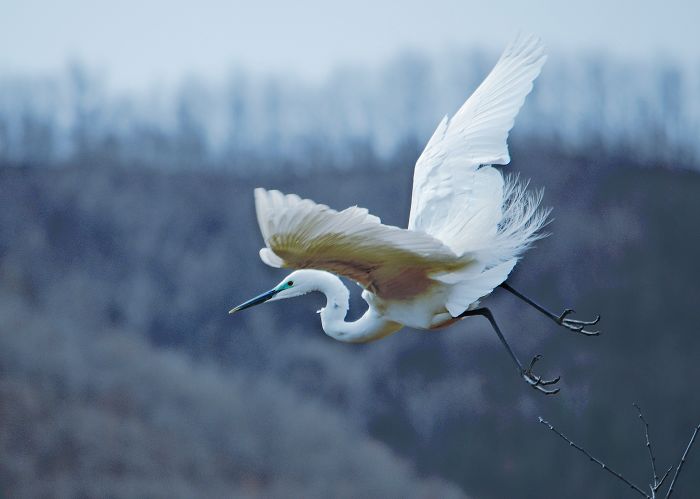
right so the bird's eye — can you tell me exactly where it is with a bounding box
[287,280,294,286]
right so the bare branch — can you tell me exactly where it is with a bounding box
[656,466,672,490]
[540,407,699,499]
[633,403,660,496]
[634,404,658,482]
[538,416,650,498]
[665,424,700,499]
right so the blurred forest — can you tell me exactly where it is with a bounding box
[1,48,700,498]
[2,49,700,171]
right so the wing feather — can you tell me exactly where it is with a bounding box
[254,188,469,300]
[408,34,547,256]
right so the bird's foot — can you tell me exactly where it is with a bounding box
[522,355,560,395]
[556,309,601,336]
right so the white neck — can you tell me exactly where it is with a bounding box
[312,271,402,343]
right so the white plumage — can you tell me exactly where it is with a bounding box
[234,35,550,341]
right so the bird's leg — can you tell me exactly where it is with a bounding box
[458,308,560,395]
[499,282,600,336]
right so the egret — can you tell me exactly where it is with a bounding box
[230,34,600,395]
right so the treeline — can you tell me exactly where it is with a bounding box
[1,48,698,172]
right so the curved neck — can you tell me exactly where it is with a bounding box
[313,272,402,343]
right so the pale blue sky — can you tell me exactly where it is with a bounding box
[1,0,698,91]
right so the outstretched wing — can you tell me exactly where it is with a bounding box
[408,34,547,255]
[254,188,468,300]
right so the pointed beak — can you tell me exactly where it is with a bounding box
[229,288,279,314]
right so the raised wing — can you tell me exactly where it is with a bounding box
[408,35,547,255]
[254,188,468,300]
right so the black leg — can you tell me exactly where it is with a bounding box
[458,308,560,395]
[499,282,601,336]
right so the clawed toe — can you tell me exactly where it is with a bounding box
[522,355,560,395]
[558,309,575,321]
[557,310,601,336]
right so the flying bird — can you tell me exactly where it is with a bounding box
[230,35,600,394]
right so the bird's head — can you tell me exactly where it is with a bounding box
[228,269,321,314]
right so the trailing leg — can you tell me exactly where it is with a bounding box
[458,307,560,395]
[500,282,600,336]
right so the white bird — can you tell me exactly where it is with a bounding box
[230,35,600,394]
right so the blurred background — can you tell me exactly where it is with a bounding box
[1,1,699,498]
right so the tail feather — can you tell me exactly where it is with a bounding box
[477,173,551,265]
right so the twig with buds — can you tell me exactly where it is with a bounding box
[538,404,699,498]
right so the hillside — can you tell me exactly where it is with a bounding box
[1,146,699,497]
